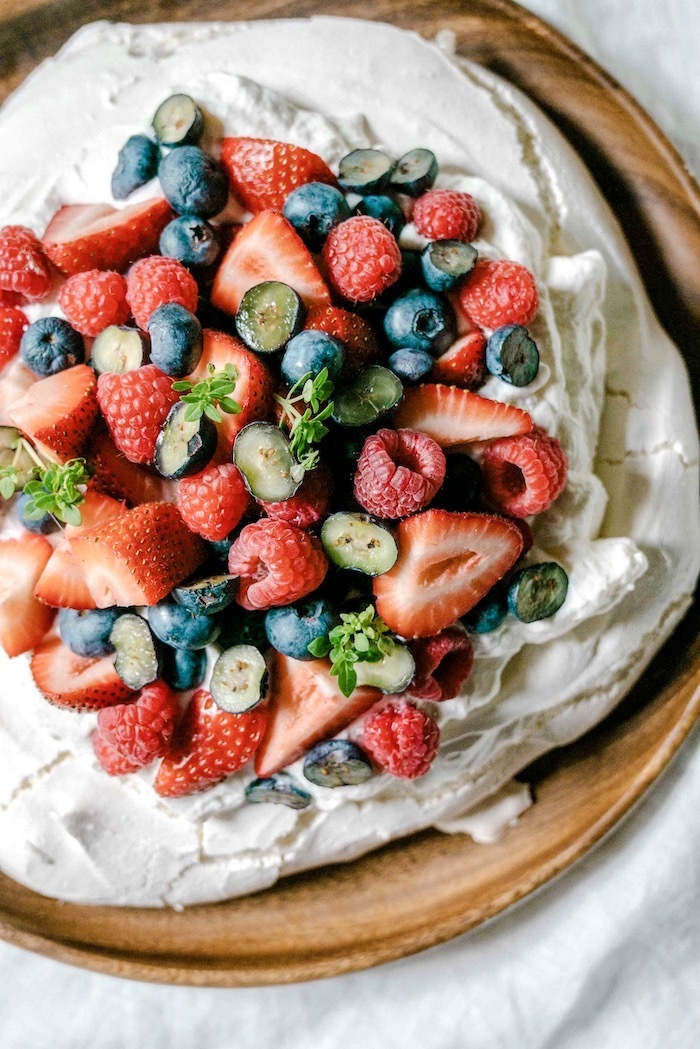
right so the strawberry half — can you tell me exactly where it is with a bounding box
[393,384,532,446]
[255,652,381,777]
[373,509,524,638]
[155,689,267,797]
[0,535,54,656]
[31,636,134,711]
[42,198,174,275]
[211,211,330,315]
[8,363,99,462]
[221,137,337,213]
[0,357,36,426]
[87,428,178,506]
[69,502,207,607]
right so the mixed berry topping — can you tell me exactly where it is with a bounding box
[0,92,571,802]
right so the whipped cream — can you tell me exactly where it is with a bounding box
[0,18,697,907]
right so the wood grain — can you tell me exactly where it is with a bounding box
[0,0,698,986]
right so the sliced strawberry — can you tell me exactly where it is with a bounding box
[255,653,382,777]
[373,509,524,638]
[87,428,178,505]
[155,689,267,797]
[31,636,134,711]
[187,329,275,456]
[393,384,532,447]
[0,535,54,656]
[431,331,487,389]
[8,364,99,462]
[0,357,36,426]
[69,502,207,607]
[211,211,330,315]
[221,137,337,213]
[42,198,174,275]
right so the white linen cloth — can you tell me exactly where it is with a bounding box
[1,2,699,1045]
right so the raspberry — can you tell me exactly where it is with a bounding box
[262,463,332,529]
[459,259,539,329]
[126,255,198,329]
[305,305,380,379]
[406,628,474,702]
[97,680,180,769]
[0,226,51,302]
[431,330,487,389]
[322,216,402,303]
[481,429,567,518]
[228,518,328,610]
[354,428,446,519]
[0,289,25,307]
[360,700,440,779]
[413,189,481,242]
[178,463,249,541]
[92,730,142,775]
[97,364,180,464]
[58,269,129,337]
[0,305,29,368]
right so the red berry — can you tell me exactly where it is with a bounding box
[413,190,481,242]
[126,255,198,329]
[228,518,328,610]
[96,680,180,770]
[305,305,380,379]
[406,628,473,702]
[97,364,180,464]
[0,225,51,301]
[482,430,568,518]
[262,463,332,529]
[0,305,29,367]
[354,428,446,520]
[92,731,142,775]
[360,700,440,779]
[0,288,25,307]
[58,269,129,337]
[221,137,337,213]
[323,216,402,303]
[431,330,487,389]
[178,463,249,541]
[459,259,539,329]
[8,364,99,463]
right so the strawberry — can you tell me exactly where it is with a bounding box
[0,305,29,368]
[431,331,487,389]
[96,364,180,465]
[305,305,380,379]
[186,329,274,456]
[372,509,524,638]
[0,357,36,426]
[69,502,207,607]
[96,679,180,769]
[42,198,174,276]
[255,652,382,777]
[155,689,267,797]
[211,211,330,315]
[87,428,178,505]
[8,363,98,462]
[0,535,54,656]
[221,137,337,213]
[31,636,134,711]
[393,384,532,446]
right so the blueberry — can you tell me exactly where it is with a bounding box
[389,148,438,197]
[265,598,339,660]
[281,330,344,387]
[152,94,204,148]
[207,534,235,567]
[283,182,351,250]
[20,317,84,376]
[486,325,540,387]
[148,600,220,650]
[338,149,395,195]
[111,134,160,200]
[216,607,268,651]
[154,401,217,479]
[111,613,162,690]
[431,453,482,512]
[148,303,203,377]
[59,607,123,658]
[161,646,207,691]
[354,195,405,237]
[211,645,268,713]
[421,240,478,293]
[321,513,397,576]
[159,214,220,268]
[233,422,302,502]
[508,563,569,623]
[15,491,56,534]
[173,574,237,616]
[159,145,228,219]
[462,586,508,633]
[331,365,403,428]
[383,288,456,355]
[245,774,312,810]
[387,347,433,384]
[303,739,373,788]
[236,282,304,355]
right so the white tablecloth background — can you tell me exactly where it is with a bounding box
[2,2,699,1045]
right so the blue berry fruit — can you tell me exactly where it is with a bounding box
[59,607,123,658]
[245,774,312,810]
[159,146,228,219]
[355,195,405,237]
[281,330,344,387]
[210,644,268,713]
[387,347,433,384]
[148,302,203,377]
[111,135,160,200]
[389,148,438,197]
[20,317,84,376]
[462,586,508,633]
[16,491,57,534]
[265,598,338,661]
[338,149,395,194]
[283,182,351,250]
[508,563,569,623]
[110,612,162,690]
[173,574,237,616]
[303,739,373,788]
[148,599,221,650]
[486,324,540,387]
[383,288,456,355]
[152,94,204,147]
[162,646,207,691]
[159,215,221,268]
[421,240,478,293]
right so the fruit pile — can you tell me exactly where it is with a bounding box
[0,93,570,803]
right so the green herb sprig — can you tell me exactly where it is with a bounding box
[172,364,241,423]
[308,604,397,697]
[23,457,90,527]
[275,369,334,473]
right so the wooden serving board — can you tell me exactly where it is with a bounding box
[0,0,699,986]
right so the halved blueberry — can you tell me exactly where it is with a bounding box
[321,512,398,576]
[331,365,403,427]
[265,598,339,661]
[387,347,433,384]
[110,613,162,690]
[236,281,305,354]
[148,600,220,650]
[383,288,456,355]
[303,739,373,788]
[152,93,204,147]
[233,422,303,502]
[210,644,268,713]
[91,325,149,375]
[421,240,478,293]
[161,646,207,692]
[338,149,395,194]
[154,401,217,480]
[354,195,405,237]
[354,643,415,692]
[486,325,540,387]
[60,607,122,658]
[389,148,438,197]
[173,574,238,616]
[245,773,312,810]
[508,563,569,623]
[159,214,221,268]
[111,134,160,200]
[159,145,228,218]
[281,329,344,387]
[283,182,351,250]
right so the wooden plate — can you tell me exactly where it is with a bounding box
[0,0,699,986]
